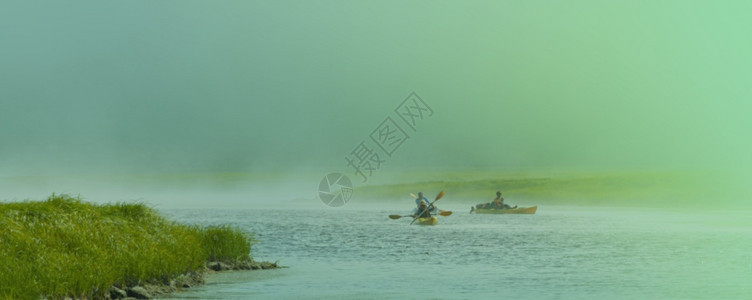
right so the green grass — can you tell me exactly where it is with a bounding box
[0,194,254,299]
[200,225,253,262]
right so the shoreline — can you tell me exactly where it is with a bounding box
[108,260,280,300]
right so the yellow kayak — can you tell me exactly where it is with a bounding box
[413,217,438,225]
[471,206,537,214]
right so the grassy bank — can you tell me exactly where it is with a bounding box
[355,171,730,208]
[0,194,255,299]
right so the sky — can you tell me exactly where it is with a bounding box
[1,1,750,193]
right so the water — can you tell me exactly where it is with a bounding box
[163,206,751,299]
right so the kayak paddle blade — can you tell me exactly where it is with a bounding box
[439,210,452,217]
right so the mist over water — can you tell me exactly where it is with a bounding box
[2,1,751,180]
[0,1,750,211]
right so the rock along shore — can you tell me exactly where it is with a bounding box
[104,260,280,300]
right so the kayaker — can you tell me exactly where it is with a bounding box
[413,201,432,219]
[492,191,516,209]
[414,192,429,208]
[491,191,505,209]
[414,192,437,212]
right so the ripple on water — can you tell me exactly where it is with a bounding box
[165,207,752,300]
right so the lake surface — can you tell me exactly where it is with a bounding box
[163,206,751,299]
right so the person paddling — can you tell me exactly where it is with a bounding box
[492,191,516,209]
[473,191,515,212]
[491,191,504,209]
[414,192,429,208]
[414,192,436,212]
[412,201,432,219]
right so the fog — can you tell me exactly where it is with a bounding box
[1,1,750,208]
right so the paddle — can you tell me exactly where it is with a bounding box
[390,211,450,220]
[410,190,445,225]
[389,214,412,220]
[411,193,452,216]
